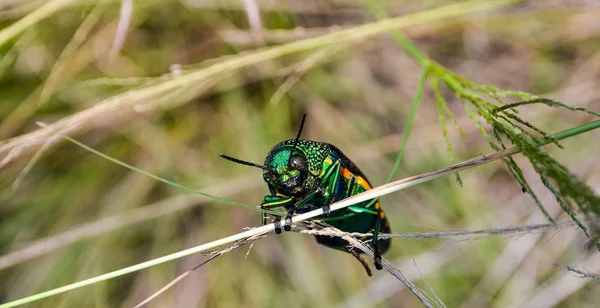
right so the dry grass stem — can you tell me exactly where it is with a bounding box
[242,0,264,44]
[0,175,257,270]
[109,0,133,59]
[0,132,537,308]
[336,228,443,308]
[555,264,600,281]
[299,218,585,241]
[133,234,265,308]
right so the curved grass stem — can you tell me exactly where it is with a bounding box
[386,65,430,182]
[365,65,430,209]
[57,132,282,216]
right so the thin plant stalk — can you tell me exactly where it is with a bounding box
[365,65,429,209]
[386,65,430,182]
[0,0,81,47]
[2,119,598,308]
[54,130,281,216]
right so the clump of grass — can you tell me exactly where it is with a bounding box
[430,65,600,248]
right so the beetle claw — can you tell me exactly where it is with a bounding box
[374,257,383,270]
[283,209,295,232]
[323,196,335,216]
[274,217,282,234]
[284,216,293,232]
[323,204,331,216]
[374,249,383,270]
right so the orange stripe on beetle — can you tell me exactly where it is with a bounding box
[341,167,352,180]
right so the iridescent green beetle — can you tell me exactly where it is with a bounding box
[220,115,390,275]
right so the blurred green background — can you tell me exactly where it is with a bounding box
[1,0,600,307]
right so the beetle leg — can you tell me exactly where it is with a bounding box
[319,161,340,197]
[280,161,340,227]
[284,208,295,232]
[261,196,294,233]
[282,191,319,231]
[275,160,342,232]
[273,216,282,234]
[350,249,373,276]
[260,205,270,226]
[347,206,384,270]
[280,187,325,231]
[315,160,341,216]
[323,196,335,216]
[372,212,384,270]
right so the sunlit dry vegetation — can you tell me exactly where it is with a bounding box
[1,0,600,307]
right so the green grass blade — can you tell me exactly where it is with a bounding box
[62,134,281,216]
[359,0,433,182]
[360,0,432,208]
[431,76,462,185]
[386,66,430,182]
[365,66,429,209]
[0,0,80,47]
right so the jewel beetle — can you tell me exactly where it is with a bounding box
[220,114,390,275]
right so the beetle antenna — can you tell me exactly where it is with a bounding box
[293,113,307,148]
[220,154,267,170]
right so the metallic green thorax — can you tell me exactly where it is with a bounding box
[264,139,328,176]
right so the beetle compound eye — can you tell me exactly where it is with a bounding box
[267,168,277,182]
[289,155,306,171]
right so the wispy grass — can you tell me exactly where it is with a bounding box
[0,0,516,169]
[429,65,600,247]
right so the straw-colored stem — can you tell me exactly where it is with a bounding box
[90,0,517,106]
[0,0,80,47]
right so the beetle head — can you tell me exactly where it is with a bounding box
[219,114,309,197]
[263,146,308,196]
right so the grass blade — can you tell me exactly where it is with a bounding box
[54,130,281,216]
